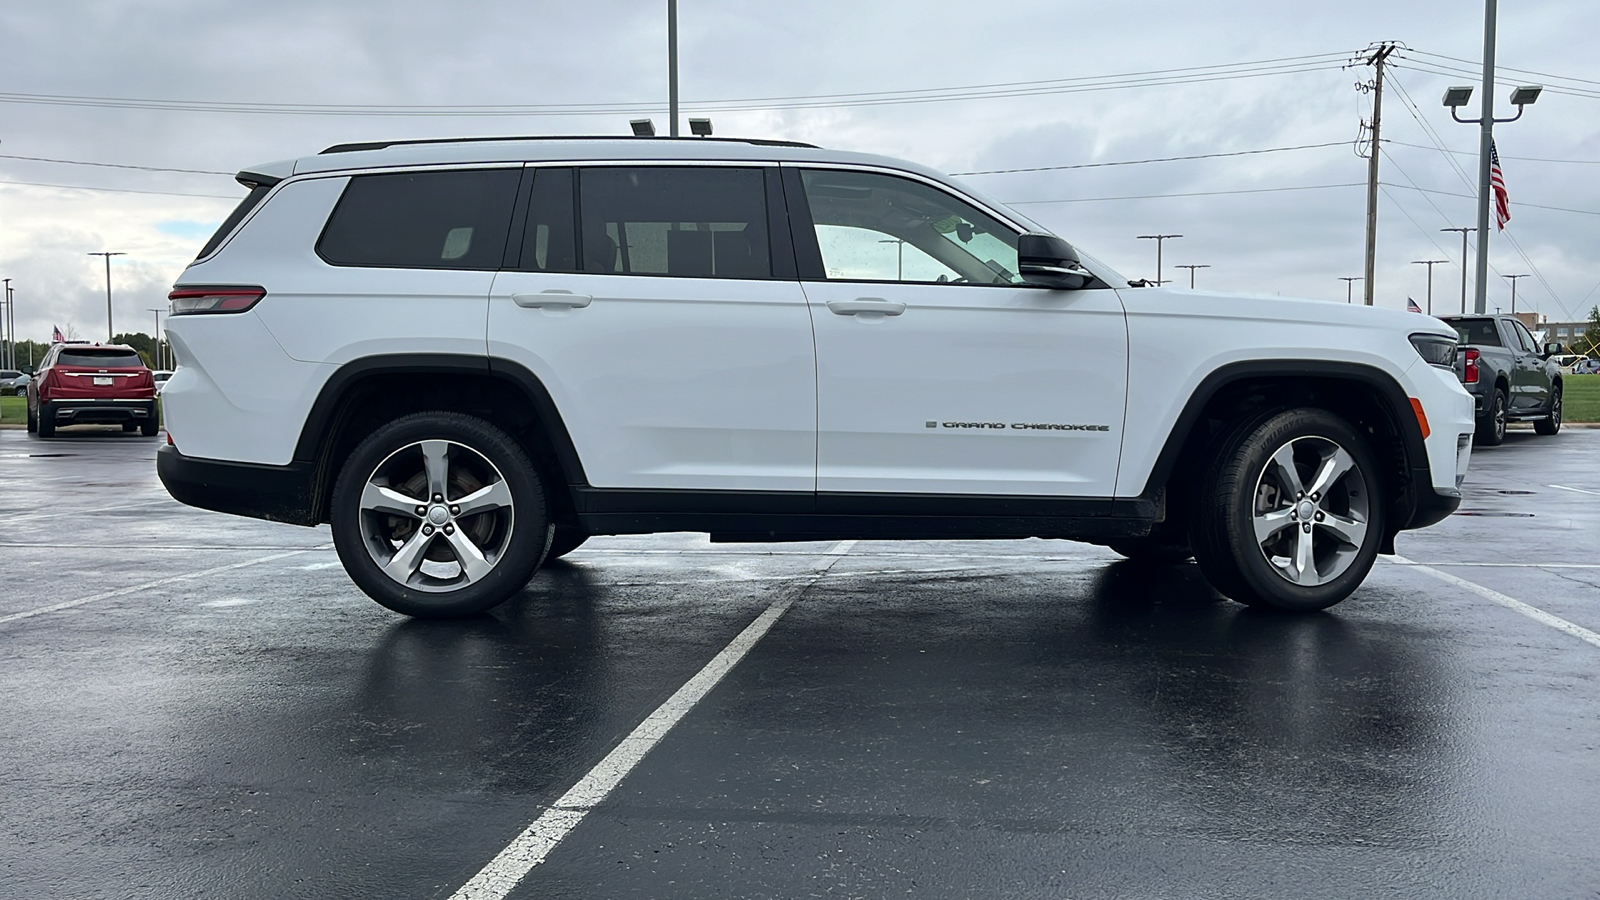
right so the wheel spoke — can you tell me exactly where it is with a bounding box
[382,529,433,584]
[1291,526,1318,584]
[422,440,451,500]
[1319,511,1367,548]
[361,482,424,518]
[1270,444,1305,497]
[443,529,494,582]
[1306,446,1355,499]
[455,479,513,518]
[1254,507,1296,544]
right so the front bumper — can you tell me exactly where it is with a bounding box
[157,443,320,526]
[45,398,157,425]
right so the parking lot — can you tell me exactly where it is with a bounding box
[3,424,1599,899]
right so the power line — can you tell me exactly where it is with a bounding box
[1383,139,1600,165]
[1006,182,1364,205]
[951,140,1351,175]
[0,178,239,199]
[0,153,232,175]
[0,53,1354,117]
[1404,49,1600,90]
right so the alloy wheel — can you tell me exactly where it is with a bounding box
[1250,435,1371,587]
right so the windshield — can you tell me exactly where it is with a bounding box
[56,348,145,368]
[1445,318,1502,347]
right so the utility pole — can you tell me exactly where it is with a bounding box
[1,277,10,369]
[87,251,125,340]
[1358,42,1397,306]
[667,0,679,137]
[1136,234,1182,287]
[1411,259,1448,314]
[1440,227,1476,313]
[1339,276,1363,304]
[147,308,165,369]
[1503,274,1528,314]
[1176,264,1210,289]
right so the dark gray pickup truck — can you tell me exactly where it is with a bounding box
[1439,315,1563,445]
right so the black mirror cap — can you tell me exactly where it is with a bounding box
[1544,341,1563,357]
[1017,233,1087,289]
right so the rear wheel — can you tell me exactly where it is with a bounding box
[26,402,37,434]
[1476,388,1507,446]
[1534,385,1562,436]
[1189,408,1385,612]
[37,406,55,438]
[330,412,547,618]
[141,416,159,437]
[122,422,138,433]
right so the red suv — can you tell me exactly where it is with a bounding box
[27,343,159,437]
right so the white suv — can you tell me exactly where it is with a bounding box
[158,135,1474,617]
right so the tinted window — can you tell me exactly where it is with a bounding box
[1447,318,1502,347]
[318,168,520,270]
[521,168,577,272]
[197,184,273,260]
[57,348,145,367]
[1511,321,1538,353]
[799,169,1021,285]
[579,167,771,279]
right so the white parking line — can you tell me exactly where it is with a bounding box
[0,545,332,626]
[1548,484,1600,497]
[448,540,857,900]
[1391,554,1600,650]
[4,498,180,526]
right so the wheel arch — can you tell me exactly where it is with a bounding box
[293,354,587,525]
[1140,360,1429,550]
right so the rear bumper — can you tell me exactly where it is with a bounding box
[44,398,157,425]
[157,443,320,526]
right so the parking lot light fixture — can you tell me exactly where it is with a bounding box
[1339,276,1363,304]
[87,251,126,340]
[1136,234,1182,286]
[629,119,656,137]
[688,118,712,137]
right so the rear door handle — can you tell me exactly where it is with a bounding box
[826,298,906,317]
[512,291,592,309]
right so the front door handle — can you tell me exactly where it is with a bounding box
[826,298,906,317]
[512,291,593,309]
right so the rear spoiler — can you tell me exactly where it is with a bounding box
[235,171,282,190]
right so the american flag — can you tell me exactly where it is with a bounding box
[1490,139,1511,230]
[52,325,65,343]
[1406,297,1423,313]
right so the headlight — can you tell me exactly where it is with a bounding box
[1409,333,1457,369]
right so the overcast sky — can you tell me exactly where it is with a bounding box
[2,0,1597,348]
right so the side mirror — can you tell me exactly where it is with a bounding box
[1543,342,1562,358]
[1017,233,1088,289]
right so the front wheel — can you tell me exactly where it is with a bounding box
[1534,385,1562,435]
[1189,408,1386,612]
[330,412,548,618]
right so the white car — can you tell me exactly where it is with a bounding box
[157,136,1474,618]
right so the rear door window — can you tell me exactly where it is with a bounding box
[577,167,772,279]
[317,168,521,270]
[1449,318,1502,347]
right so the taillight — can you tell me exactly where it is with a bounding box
[168,285,266,315]
[1463,348,1480,384]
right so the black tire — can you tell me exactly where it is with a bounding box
[544,527,590,561]
[1476,388,1507,446]
[26,402,37,434]
[122,422,138,433]
[1534,385,1562,436]
[330,412,548,618]
[141,417,159,437]
[37,407,55,438]
[1189,408,1386,612]
[1107,535,1192,564]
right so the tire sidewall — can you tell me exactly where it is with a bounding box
[330,412,547,618]
[1222,409,1386,612]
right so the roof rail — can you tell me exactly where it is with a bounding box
[319,135,820,154]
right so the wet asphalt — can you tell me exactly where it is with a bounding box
[2,424,1598,899]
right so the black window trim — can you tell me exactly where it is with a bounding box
[313,164,525,272]
[779,161,1047,289]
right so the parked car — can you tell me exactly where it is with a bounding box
[1574,358,1600,375]
[1,369,26,396]
[1438,315,1563,445]
[152,370,174,393]
[27,343,159,437]
[157,135,1473,618]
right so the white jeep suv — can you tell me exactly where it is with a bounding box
[158,135,1473,617]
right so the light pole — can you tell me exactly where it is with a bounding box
[1339,276,1363,304]
[1136,234,1182,287]
[667,0,679,137]
[87,251,126,340]
[877,239,905,280]
[147,308,165,369]
[1441,0,1542,315]
[1175,264,1210,289]
[1502,274,1528,315]
[1411,259,1448,314]
[1,277,10,368]
[1440,227,1476,314]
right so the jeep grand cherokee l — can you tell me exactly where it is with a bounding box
[157,136,1474,618]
